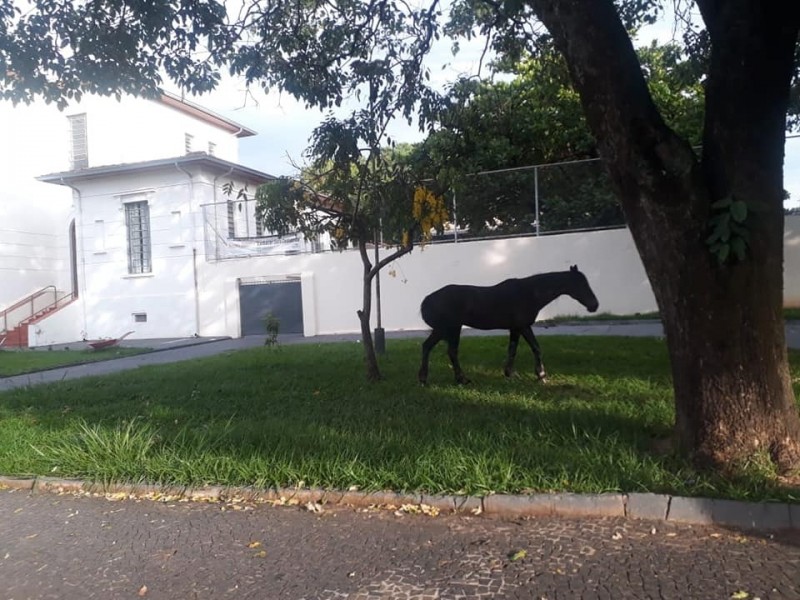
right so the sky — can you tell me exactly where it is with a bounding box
[185,7,800,207]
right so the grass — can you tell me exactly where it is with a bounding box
[0,336,798,503]
[0,347,150,377]
[541,311,661,324]
[544,307,800,324]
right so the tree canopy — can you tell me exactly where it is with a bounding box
[413,40,705,234]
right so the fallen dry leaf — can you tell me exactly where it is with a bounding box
[730,591,749,600]
[253,550,267,558]
[247,541,262,549]
[138,585,148,597]
[305,502,324,513]
[395,503,440,517]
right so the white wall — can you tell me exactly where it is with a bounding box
[27,299,82,348]
[73,95,239,168]
[199,216,800,339]
[198,227,656,337]
[786,214,800,307]
[31,214,800,345]
[0,102,73,309]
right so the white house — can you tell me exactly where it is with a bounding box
[1,92,286,346]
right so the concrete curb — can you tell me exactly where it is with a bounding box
[0,476,796,532]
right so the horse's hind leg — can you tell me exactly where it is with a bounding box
[418,329,444,384]
[445,327,470,385]
[521,326,547,382]
[504,329,521,377]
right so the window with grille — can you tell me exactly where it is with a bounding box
[227,200,236,238]
[124,201,152,274]
[208,141,216,156]
[255,212,264,237]
[68,114,88,169]
[185,133,194,154]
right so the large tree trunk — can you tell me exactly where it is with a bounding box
[532,0,800,472]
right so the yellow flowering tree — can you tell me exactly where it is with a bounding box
[256,150,448,382]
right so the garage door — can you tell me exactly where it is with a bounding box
[238,277,304,336]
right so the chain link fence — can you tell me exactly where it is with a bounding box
[440,157,624,242]
[202,158,626,261]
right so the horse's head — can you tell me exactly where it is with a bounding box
[568,265,599,313]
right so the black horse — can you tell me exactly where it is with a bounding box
[418,265,599,384]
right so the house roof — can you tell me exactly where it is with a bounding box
[37,153,276,185]
[158,91,257,138]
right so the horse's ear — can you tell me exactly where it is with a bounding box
[570,265,578,272]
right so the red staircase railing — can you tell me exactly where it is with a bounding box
[1,286,74,335]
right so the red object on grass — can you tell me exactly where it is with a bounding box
[87,331,134,350]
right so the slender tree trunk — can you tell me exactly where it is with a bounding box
[355,233,416,382]
[357,239,382,382]
[532,0,800,472]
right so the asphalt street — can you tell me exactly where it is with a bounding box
[1,488,798,600]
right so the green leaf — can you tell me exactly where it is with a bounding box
[730,200,748,223]
[716,243,730,264]
[729,222,750,241]
[711,196,733,209]
[731,237,747,261]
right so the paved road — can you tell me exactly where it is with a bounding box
[0,489,798,600]
[3,321,800,392]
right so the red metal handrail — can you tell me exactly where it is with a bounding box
[1,286,57,333]
[24,291,75,326]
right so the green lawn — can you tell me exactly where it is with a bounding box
[0,347,150,377]
[543,307,800,324]
[0,336,798,502]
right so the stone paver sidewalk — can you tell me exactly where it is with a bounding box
[0,489,798,600]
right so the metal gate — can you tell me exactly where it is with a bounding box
[238,277,304,336]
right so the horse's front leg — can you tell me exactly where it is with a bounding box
[418,329,444,384]
[521,326,546,382]
[504,329,521,377]
[445,327,470,385]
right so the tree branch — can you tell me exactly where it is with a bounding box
[529,0,697,210]
[367,240,414,280]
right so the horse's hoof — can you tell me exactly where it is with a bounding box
[503,368,515,378]
[456,377,471,385]
[538,376,548,384]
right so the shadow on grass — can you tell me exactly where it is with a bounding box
[0,336,796,503]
